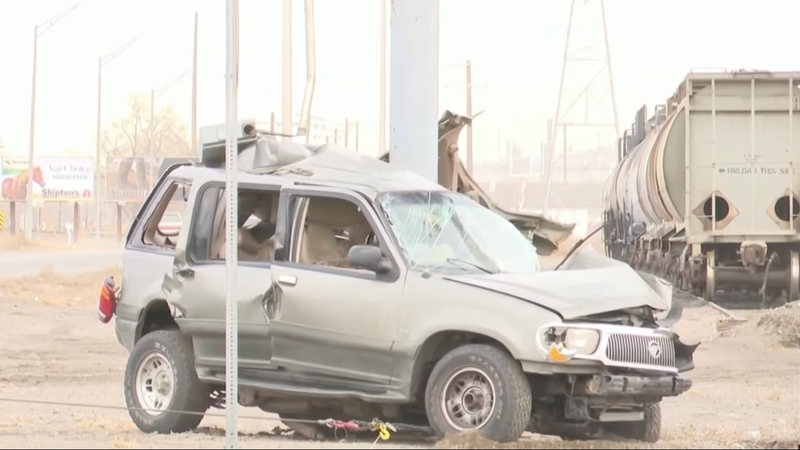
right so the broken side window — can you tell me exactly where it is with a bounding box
[188,184,224,261]
[140,180,191,251]
[290,195,380,271]
[208,187,280,263]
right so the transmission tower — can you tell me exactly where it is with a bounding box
[542,0,620,214]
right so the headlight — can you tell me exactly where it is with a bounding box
[564,329,600,354]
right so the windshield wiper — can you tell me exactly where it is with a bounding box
[446,258,496,274]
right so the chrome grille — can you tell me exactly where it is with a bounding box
[605,333,676,369]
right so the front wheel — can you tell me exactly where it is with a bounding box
[123,330,210,434]
[605,403,662,443]
[424,344,532,443]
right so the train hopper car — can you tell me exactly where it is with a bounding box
[603,70,800,302]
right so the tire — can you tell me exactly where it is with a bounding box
[124,330,210,434]
[606,403,661,443]
[424,344,532,443]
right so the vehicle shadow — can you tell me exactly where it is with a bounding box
[191,424,436,446]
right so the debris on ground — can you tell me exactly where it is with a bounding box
[756,301,800,348]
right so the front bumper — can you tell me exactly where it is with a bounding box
[580,374,692,398]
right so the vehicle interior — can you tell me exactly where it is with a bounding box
[293,196,379,269]
[206,189,380,270]
[212,189,281,262]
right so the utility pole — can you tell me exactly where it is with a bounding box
[465,60,474,174]
[389,0,439,183]
[150,71,190,155]
[95,37,139,240]
[26,2,81,240]
[281,0,292,141]
[542,0,620,215]
[191,12,199,152]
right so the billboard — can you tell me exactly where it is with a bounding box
[0,156,95,202]
[105,156,196,203]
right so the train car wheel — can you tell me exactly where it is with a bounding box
[789,251,800,302]
[704,250,716,301]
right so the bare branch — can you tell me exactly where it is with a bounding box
[100,92,191,159]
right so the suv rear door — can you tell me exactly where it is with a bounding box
[116,172,192,350]
[268,185,406,388]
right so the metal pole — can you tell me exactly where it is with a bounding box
[93,37,138,240]
[25,2,82,239]
[378,0,387,155]
[95,56,102,240]
[25,26,39,240]
[355,121,360,153]
[224,0,240,446]
[543,0,576,215]
[191,12,199,152]
[389,0,439,183]
[281,0,292,140]
[599,0,620,141]
[465,60,473,174]
[344,119,350,148]
[150,90,155,155]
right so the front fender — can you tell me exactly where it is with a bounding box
[399,273,561,362]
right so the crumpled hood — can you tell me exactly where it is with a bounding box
[444,264,669,320]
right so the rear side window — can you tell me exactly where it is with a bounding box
[134,179,191,254]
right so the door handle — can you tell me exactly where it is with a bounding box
[277,275,297,287]
[176,268,195,280]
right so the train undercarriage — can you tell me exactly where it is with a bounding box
[605,232,800,305]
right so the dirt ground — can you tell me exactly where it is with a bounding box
[0,234,119,252]
[0,251,798,449]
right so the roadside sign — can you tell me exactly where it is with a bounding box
[0,156,95,202]
[0,211,5,232]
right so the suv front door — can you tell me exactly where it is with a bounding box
[268,185,405,389]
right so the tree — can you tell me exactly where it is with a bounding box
[100,93,193,161]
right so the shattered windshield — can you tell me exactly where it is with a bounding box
[378,191,540,275]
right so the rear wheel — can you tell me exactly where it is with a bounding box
[424,344,531,443]
[124,330,210,434]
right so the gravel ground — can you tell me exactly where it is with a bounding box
[0,257,797,449]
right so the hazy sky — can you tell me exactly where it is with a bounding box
[2,0,800,162]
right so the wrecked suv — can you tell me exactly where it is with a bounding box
[99,124,697,444]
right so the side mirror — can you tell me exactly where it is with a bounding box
[629,221,647,239]
[347,245,391,274]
